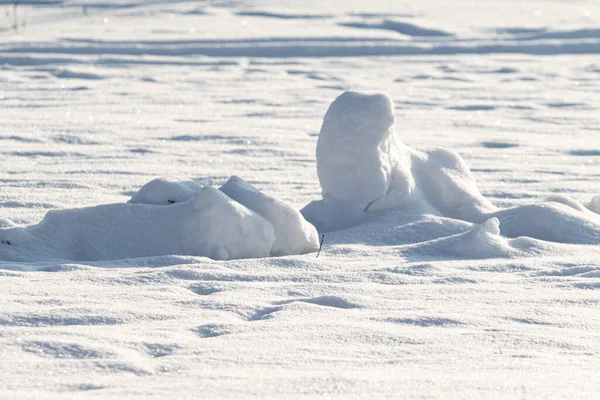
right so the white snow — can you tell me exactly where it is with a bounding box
[314,90,491,218]
[316,91,414,212]
[220,176,319,257]
[0,174,317,261]
[0,185,276,261]
[128,177,203,205]
[1,0,600,398]
[306,90,600,252]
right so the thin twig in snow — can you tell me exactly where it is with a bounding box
[316,234,325,258]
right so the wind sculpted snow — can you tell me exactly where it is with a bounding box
[1,0,600,398]
[304,91,600,258]
[0,177,319,261]
[4,91,599,262]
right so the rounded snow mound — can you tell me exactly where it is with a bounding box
[405,218,516,260]
[128,177,203,205]
[317,91,414,211]
[313,90,495,222]
[220,176,319,257]
[587,195,600,214]
[303,90,600,256]
[0,177,319,262]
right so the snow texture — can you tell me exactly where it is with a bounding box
[2,0,600,398]
[0,186,275,261]
[306,90,600,254]
[0,174,317,261]
[220,176,319,256]
[128,177,203,205]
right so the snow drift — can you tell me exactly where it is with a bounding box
[2,91,599,263]
[303,91,600,257]
[128,177,203,205]
[0,177,319,262]
[220,176,320,257]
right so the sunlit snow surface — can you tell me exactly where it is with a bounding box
[1,0,600,398]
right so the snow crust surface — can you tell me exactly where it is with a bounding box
[1,0,600,398]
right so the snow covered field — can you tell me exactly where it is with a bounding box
[2,0,600,398]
